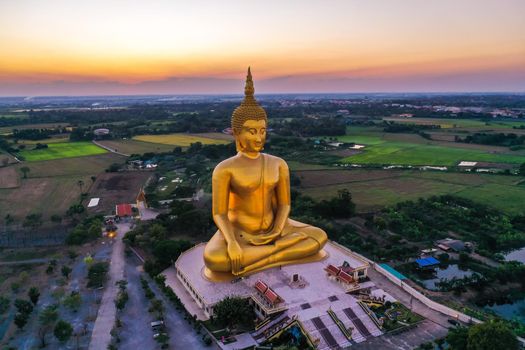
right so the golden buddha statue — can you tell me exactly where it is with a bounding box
[203,68,327,281]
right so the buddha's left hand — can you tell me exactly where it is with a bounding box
[227,240,243,274]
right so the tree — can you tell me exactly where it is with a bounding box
[77,180,84,195]
[23,213,42,230]
[4,214,14,226]
[63,292,82,311]
[61,265,72,279]
[50,214,62,223]
[87,261,109,288]
[14,312,29,329]
[520,162,525,176]
[20,166,30,179]
[87,223,101,240]
[38,305,59,348]
[0,296,10,315]
[153,240,192,270]
[447,326,468,350]
[14,299,33,314]
[150,224,167,242]
[467,320,519,350]
[214,296,255,329]
[28,287,40,305]
[54,320,73,342]
[148,299,164,317]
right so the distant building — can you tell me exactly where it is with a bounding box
[458,161,477,167]
[327,142,344,148]
[94,128,110,137]
[115,203,133,217]
[435,238,469,252]
[415,257,440,270]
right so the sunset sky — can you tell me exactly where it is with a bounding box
[1,0,524,96]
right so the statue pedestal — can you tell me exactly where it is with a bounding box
[165,241,371,320]
[162,241,392,348]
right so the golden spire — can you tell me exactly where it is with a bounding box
[231,67,267,132]
[244,66,255,98]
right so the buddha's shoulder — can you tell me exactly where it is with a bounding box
[213,156,237,174]
[263,153,288,167]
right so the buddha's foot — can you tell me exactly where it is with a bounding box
[273,232,308,251]
[203,250,328,282]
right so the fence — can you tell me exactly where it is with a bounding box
[0,225,71,248]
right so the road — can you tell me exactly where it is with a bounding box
[118,254,158,350]
[88,222,130,350]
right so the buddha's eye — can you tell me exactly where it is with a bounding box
[249,128,256,135]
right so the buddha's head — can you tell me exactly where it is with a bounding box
[232,67,267,154]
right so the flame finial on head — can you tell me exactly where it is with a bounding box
[244,67,255,97]
[231,67,267,133]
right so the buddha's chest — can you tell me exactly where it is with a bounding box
[230,161,279,193]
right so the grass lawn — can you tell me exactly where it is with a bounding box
[133,133,231,147]
[337,133,524,166]
[18,142,107,161]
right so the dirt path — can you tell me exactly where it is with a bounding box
[92,140,130,157]
[88,222,130,350]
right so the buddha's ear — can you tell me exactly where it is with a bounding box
[235,139,245,152]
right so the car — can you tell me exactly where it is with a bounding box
[151,320,165,331]
[448,319,460,326]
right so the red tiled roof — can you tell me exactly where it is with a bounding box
[116,204,132,217]
[338,271,354,284]
[264,289,281,304]
[325,264,340,276]
[254,280,268,294]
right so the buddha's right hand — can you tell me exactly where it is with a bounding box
[227,240,243,274]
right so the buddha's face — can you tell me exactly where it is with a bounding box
[235,119,266,153]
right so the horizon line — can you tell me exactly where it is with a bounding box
[2,91,525,99]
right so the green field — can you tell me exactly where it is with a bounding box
[382,117,525,129]
[337,133,525,166]
[133,133,231,147]
[0,153,125,220]
[18,142,107,161]
[297,169,525,214]
[97,139,174,155]
[0,122,70,135]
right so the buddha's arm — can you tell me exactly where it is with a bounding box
[212,166,243,273]
[272,159,291,234]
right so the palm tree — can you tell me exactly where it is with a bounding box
[77,180,84,194]
[20,166,30,179]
